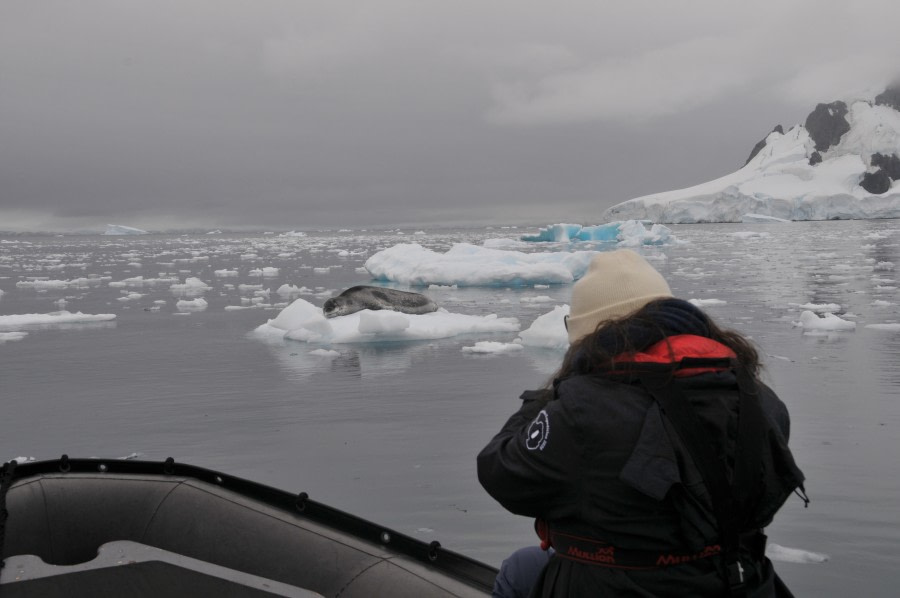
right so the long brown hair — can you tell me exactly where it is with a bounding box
[549,298,760,387]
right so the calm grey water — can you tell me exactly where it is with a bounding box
[2,221,899,596]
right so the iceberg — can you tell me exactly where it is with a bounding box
[520,223,586,242]
[254,297,519,344]
[364,243,597,286]
[604,96,900,223]
[104,224,149,235]
[521,220,674,245]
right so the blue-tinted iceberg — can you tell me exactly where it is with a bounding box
[520,223,587,242]
[521,220,674,246]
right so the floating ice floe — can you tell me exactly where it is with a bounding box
[689,298,727,307]
[249,267,280,277]
[741,214,791,223]
[729,231,771,239]
[276,284,311,296]
[793,311,856,331]
[520,220,675,246]
[0,331,28,343]
[176,298,208,311]
[791,302,842,313]
[461,341,524,354]
[254,297,519,344]
[365,243,597,286]
[516,305,570,350]
[16,278,104,290]
[865,323,900,331]
[170,277,212,296]
[766,544,829,564]
[461,305,570,354]
[109,276,178,288]
[104,224,148,235]
[0,311,116,329]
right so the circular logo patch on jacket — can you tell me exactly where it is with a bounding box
[525,410,550,451]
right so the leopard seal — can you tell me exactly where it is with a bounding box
[323,285,439,318]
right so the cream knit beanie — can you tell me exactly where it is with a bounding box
[566,249,673,344]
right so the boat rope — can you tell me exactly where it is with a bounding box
[0,459,18,570]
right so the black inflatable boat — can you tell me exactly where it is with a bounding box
[0,457,497,597]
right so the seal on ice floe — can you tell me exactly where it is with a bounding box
[323,286,439,318]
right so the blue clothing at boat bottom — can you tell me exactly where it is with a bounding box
[493,546,553,598]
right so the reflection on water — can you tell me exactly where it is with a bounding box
[2,221,900,596]
[266,340,444,382]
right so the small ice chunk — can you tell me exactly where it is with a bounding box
[0,332,28,343]
[176,297,208,311]
[688,298,727,307]
[792,303,841,313]
[0,311,116,328]
[793,311,856,331]
[865,323,900,331]
[461,341,524,354]
[766,544,829,564]
[521,295,555,304]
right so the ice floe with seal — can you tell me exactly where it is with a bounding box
[253,297,519,344]
[364,243,597,287]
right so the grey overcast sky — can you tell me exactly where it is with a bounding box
[2,1,899,232]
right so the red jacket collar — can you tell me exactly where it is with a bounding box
[614,334,736,377]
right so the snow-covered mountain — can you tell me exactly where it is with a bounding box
[603,86,900,223]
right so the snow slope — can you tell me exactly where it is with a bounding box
[603,98,900,223]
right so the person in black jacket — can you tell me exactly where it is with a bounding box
[478,249,806,597]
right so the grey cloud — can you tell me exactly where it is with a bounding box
[1,0,898,232]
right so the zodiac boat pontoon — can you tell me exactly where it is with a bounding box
[0,457,497,597]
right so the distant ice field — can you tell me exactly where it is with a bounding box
[2,220,899,597]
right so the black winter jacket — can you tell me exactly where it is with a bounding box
[477,335,805,597]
